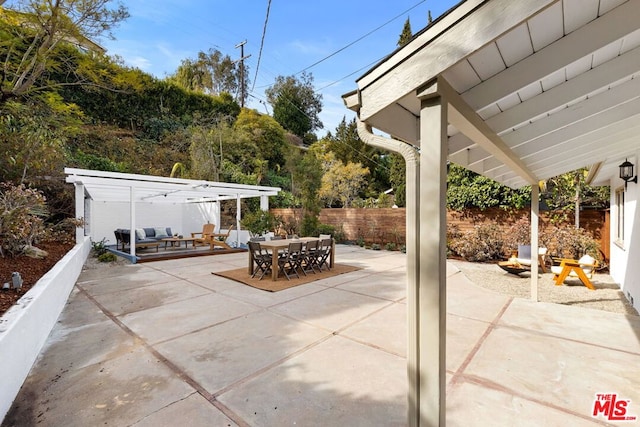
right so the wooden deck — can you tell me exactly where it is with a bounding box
[108,244,246,263]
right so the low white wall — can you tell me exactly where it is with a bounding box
[0,237,91,423]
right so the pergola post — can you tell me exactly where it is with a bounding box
[74,183,85,244]
[531,184,540,301]
[260,195,269,211]
[412,86,447,426]
[236,195,242,247]
[129,186,136,258]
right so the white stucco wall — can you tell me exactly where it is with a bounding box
[87,200,220,245]
[609,155,639,312]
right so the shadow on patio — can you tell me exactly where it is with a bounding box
[3,245,639,426]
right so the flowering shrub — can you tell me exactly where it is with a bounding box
[0,182,48,257]
[449,224,504,262]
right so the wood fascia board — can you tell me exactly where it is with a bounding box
[357,0,556,121]
[342,90,360,111]
[463,0,640,110]
[486,45,640,133]
[437,76,538,184]
[356,0,486,89]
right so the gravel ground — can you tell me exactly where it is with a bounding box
[449,259,639,317]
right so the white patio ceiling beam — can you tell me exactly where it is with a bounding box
[461,83,640,179]
[436,76,538,185]
[484,44,640,134]
[462,0,640,111]
[65,168,280,194]
[484,97,640,179]
[500,119,640,179]
[357,0,556,123]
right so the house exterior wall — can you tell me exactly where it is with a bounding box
[609,155,639,312]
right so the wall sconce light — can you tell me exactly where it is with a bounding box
[619,158,637,189]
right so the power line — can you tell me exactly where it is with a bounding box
[250,0,272,93]
[293,0,426,76]
[252,0,426,90]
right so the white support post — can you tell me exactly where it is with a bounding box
[236,195,242,247]
[531,184,540,302]
[414,91,447,426]
[74,183,85,244]
[260,195,269,211]
[129,186,136,258]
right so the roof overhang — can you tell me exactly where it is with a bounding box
[344,0,640,188]
[65,168,281,203]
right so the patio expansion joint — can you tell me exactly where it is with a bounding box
[75,284,251,427]
[457,373,614,426]
[447,296,513,393]
[211,332,336,399]
[493,322,640,358]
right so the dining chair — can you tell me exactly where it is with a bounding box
[316,238,333,271]
[248,241,272,280]
[278,241,304,280]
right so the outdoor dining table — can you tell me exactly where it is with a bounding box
[247,237,335,281]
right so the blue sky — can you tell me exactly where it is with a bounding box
[101,1,458,134]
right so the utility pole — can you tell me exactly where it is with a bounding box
[235,40,251,108]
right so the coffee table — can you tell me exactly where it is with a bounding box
[161,237,197,249]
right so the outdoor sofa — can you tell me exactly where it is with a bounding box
[114,227,174,251]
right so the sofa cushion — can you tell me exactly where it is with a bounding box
[154,227,169,238]
[143,227,155,238]
[135,228,146,240]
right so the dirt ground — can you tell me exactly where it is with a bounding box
[0,242,74,317]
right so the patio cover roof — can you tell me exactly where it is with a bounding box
[65,168,281,203]
[343,0,640,188]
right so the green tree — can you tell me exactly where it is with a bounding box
[169,48,248,106]
[541,168,609,225]
[446,163,530,210]
[0,0,129,104]
[265,72,322,140]
[398,17,412,47]
[234,108,288,170]
[319,156,370,207]
[389,153,406,207]
[0,98,79,183]
[325,116,390,198]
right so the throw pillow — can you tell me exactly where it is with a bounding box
[135,228,146,240]
[154,227,168,238]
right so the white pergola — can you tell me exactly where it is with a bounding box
[343,0,640,425]
[65,168,280,257]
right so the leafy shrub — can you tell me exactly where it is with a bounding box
[97,252,117,263]
[91,238,109,257]
[316,223,335,237]
[241,210,281,236]
[42,217,83,245]
[549,226,600,260]
[385,242,396,251]
[0,183,48,257]
[449,224,504,262]
[502,216,533,256]
[371,243,381,250]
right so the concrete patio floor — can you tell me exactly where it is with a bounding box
[3,245,640,426]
